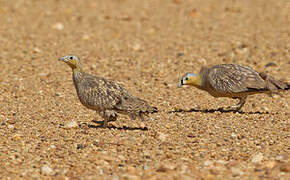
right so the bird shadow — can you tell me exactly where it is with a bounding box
[89,120,149,131]
[168,108,271,115]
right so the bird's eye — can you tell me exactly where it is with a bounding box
[69,56,73,60]
[185,77,189,81]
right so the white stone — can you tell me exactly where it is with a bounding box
[63,121,78,129]
[8,125,14,129]
[52,22,64,30]
[204,160,213,166]
[251,152,264,163]
[41,165,55,175]
[158,133,168,142]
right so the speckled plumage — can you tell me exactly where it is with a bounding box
[179,64,289,111]
[59,55,157,126]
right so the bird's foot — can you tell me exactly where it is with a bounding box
[222,105,242,112]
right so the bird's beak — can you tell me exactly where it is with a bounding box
[58,57,66,61]
[178,79,183,88]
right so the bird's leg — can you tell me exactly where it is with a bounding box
[128,113,137,121]
[224,97,247,112]
[137,112,145,121]
[105,110,118,122]
[98,110,118,127]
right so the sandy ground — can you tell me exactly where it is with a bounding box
[0,0,289,179]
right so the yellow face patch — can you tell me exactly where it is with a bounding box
[59,55,81,70]
[179,73,201,87]
[65,59,78,69]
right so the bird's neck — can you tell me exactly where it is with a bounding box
[72,66,83,81]
[72,66,83,73]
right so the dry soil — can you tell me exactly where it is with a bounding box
[0,0,289,179]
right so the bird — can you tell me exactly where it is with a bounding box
[58,55,157,127]
[178,64,290,111]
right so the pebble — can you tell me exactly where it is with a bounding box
[264,160,276,169]
[82,34,90,40]
[276,155,288,163]
[280,164,290,172]
[132,43,142,51]
[204,160,213,166]
[8,124,14,129]
[41,165,55,175]
[63,121,78,129]
[49,144,56,149]
[52,22,64,30]
[158,132,168,142]
[111,175,119,180]
[265,62,277,67]
[143,165,150,170]
[251,152,264,163]
[230,167,244,176]
[33,47,41,53]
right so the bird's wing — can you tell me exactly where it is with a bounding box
[77,73,157,113]
[206,64,267,93]
[77,74,129,110]
[114,95,157,113]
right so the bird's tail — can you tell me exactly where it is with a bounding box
[133,97,158,113]
[116,95,158,114]
[259,72,289,91]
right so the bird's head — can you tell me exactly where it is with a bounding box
[178,73,201,88]
[58,55,82,70]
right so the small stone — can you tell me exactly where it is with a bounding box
[265,62,277,67]
[132,43,142,51]
[231,133,237,138]
[111,175,119,180]
[163,82,173,88]
[230,167,244,176]
[143,165,150,170]
[39,72,48,76]
[280,164,290,172]
[63,121,78,129]
[41,165,55,175]
[82,34,90,40]
[52,22,64,30]
[158,133,168,142]
[176,52,184,58]
[264,160,276,169]
[49,145,56,149]
[262,107,270,112]
[216,160,227,165]
[204,160,213,166]
[121,15,132,21]
[12,134,22,141]
[76,144,86,150]
[276,155,288,163]
[189,9,200,18]
[7,125,14,129]
[91,64,97,69]
[251,152,264,163]
[33,47,41,53]
[127,165,136,174]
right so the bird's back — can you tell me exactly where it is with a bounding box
[200,64,269,97]
[73,71,157,114]
[73,71,128,111]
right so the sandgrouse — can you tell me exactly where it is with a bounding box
[178,64,289,111]
[59,55,157,127]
